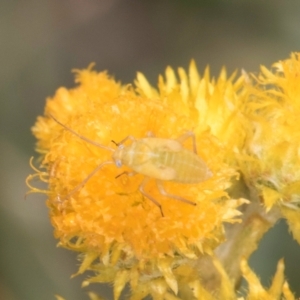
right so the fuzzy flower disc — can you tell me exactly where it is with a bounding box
[29,62,246,297]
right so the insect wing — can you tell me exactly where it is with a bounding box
[133,160,177,180]
[171,149,212,184]
[127,138,182,180]
[139,137,211,184]
[139,137,183,152]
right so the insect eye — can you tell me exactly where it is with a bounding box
[115,159,122,168]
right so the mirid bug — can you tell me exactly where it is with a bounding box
[50,114,212,216]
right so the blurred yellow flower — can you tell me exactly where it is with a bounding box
[27,62,247,298]
[240,258,294,300]
[240,53,300,244]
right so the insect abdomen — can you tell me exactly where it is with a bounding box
[157,149,211,184]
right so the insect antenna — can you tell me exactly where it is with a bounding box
[139,177,164,217]
[49,114,116,200]
[111,140,118,146]
[49,114,115,152]
[111,135,136,147]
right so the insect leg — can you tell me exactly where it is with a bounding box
[139,177,164,217]
[65,161,114,199]
[115,171,137,179]
[156,180,197,206]
[176,131,197,154]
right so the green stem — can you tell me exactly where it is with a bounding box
[215,181,282,288]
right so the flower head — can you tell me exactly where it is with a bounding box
[28,62,247,298]
[239,53,300,244]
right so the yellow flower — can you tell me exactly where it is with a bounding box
[240,258,294,300]
[240,53,300,244]
[28,62,247,299]
[136,62,247,162]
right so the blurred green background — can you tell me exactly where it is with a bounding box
[1,0,300,299]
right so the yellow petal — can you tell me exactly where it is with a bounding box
[113,270,129,300]
[157,258,178,295]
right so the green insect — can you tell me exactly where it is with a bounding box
[51,115,212,216]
